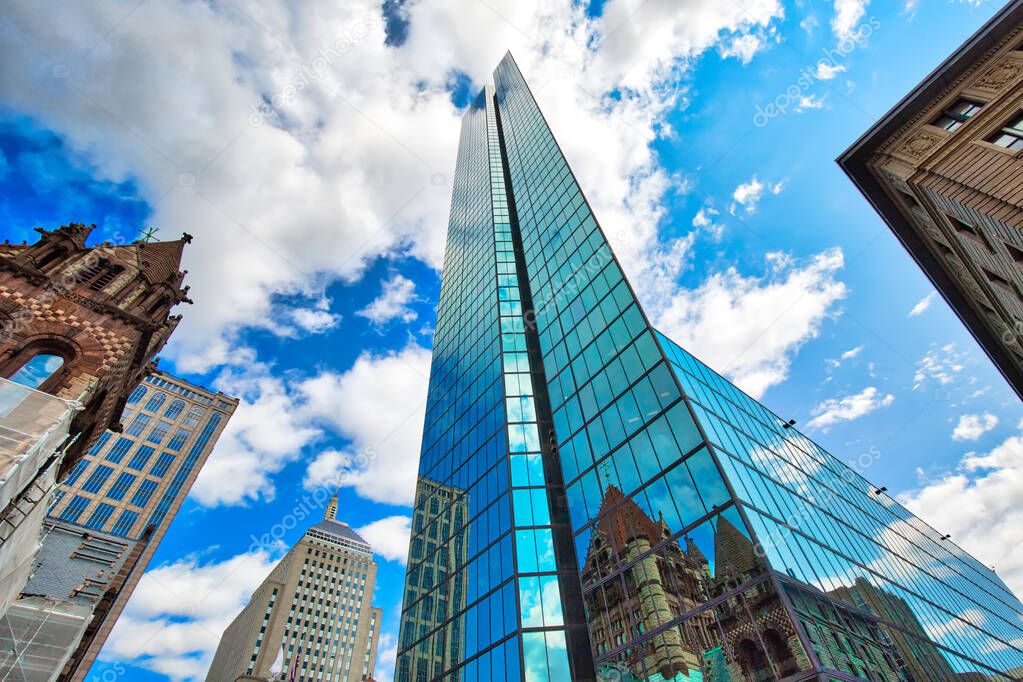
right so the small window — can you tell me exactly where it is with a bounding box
[7,353,64,390]
[1005,242,1023,265]
[984,268,1021,302]
[933,98,983,131]
[948,214,993,252]
[989,113,1023,151]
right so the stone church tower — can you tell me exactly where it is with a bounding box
[0,222,193,476]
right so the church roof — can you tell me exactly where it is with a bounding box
[133,234,190,284]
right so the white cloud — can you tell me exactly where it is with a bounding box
[825,344,863,371]
[692,206,715,227]
[191,343,430,507]
[814,62,846,80]
[800,15,819,34]
[805,385,894,430]
[729,175,784,215]
[899,421,1023,595]
[914,343,967,390]
[952,413,999,442]
[909,291,936,317]
[357,273,419,326]
[832,0,869,41]
[101,549,279,680]
[794,94,827,112]
[0,0,786,373]
[655,249,847,398]
[191,361,322,506]
[718,32,768,64]
[357,515,412,564]
[300,344,431,505]
[841,345,863,360]
[374,631,398,682]
[692,206,724,240]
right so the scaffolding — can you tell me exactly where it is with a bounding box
[0,378,82,618]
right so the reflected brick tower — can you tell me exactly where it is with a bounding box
[396,53,1023,682]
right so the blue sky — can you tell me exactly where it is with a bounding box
[2,1,1022,680]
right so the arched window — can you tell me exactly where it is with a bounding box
[144,392,166,412]
[146,295,170,315]
[126,385,147,404]
[763,628,799,675]
[164,399,185,419]
[1,340,76,396]
[7,353,65,390]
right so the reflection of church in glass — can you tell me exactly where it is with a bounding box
[579,486,934,682]
[580,486,810,681]
[397,47,1023,682]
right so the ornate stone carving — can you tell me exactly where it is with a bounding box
[975,59,1021,90]
[899,131,942,160]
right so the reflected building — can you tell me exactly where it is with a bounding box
[396,52,1023,682]
[397,479,470,682]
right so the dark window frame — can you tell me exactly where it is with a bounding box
[932,98,984,132]
[987,112,1023,151]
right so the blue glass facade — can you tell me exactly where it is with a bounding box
[397,53,1023,682]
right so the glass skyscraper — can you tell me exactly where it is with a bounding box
[396,53,1023,682]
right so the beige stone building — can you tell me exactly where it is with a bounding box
[207,497,382,682]
[840,0,1023,398]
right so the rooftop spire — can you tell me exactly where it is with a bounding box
[324,491,338,522]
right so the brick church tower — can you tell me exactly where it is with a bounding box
[0,223,193,476]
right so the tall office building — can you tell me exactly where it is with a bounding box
[396,53,1023,681]
[0,370,237,681]
[840,1,1023,399]
[207,496,383,682]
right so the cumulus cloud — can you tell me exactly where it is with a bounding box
[655,249,847,398]
[300,344,431,505]
[101,549,279,680]
[0,0,786,373]
[718,32,768,64]
[909,291,936,317]
[192,344,430,506]
[899,421,1023,594]
[832,0,869,41]
[805,385,894,430]
[729,175,784,215]
[191,361,322,506]
[357,515,413,564]
[952,413,999,442]
[357,273,418,326]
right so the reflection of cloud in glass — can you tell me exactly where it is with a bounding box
[518,576,564,628]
